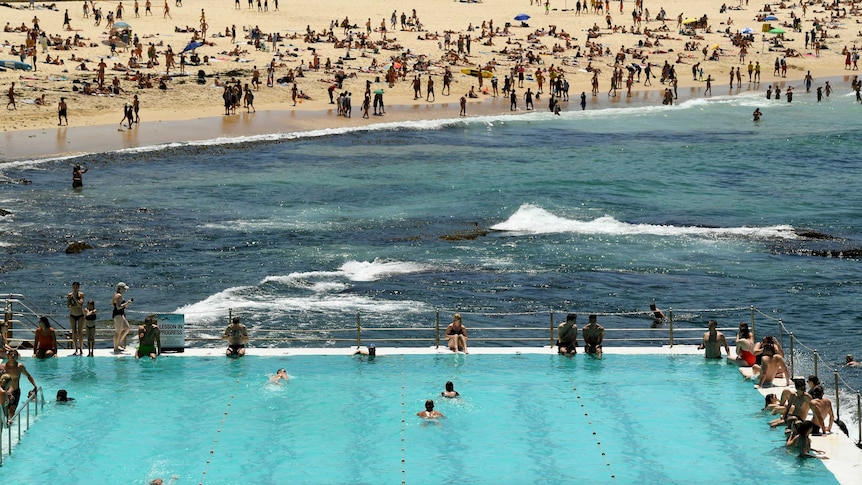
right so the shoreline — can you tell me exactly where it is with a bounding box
[3,70,855,163]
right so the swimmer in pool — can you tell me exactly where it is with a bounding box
[417,399,444,419]
[441,381,459,398]
[269,368,288,383]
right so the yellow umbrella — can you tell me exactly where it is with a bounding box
[683,18,698,24]
[711,43,721,50]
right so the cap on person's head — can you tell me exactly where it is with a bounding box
[117,282,129,289]
[368,343,375,348]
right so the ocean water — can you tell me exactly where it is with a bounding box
[0,90,861,367]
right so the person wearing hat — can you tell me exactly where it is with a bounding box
[136,314,160,359]
[222,316,248,357]
[352,343,376,357]
[112,282,133,353]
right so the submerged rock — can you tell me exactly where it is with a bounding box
[65,241,94,254]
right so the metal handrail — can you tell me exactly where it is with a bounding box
[0,386,44,465]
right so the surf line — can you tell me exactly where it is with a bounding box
[199,369,244,485]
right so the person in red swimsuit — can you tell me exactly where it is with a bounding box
[734,322,756,367]
[33,316,57,358]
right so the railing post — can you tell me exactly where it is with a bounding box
[857,392,861,446]
[778,319,784,353]
[788,332,794,378]
[668,307,674,347]
[356,311,361,347]
[834,371,840,420]
[813,350,819,379]
[549,311,555,347]
[749,305,755,340]
[435,311,440,349]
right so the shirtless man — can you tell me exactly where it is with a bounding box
[136,314,161,359]
[269,368,288,383]
[3,349,38,425]
[556,313,578,355]
[698,320,729,359]
[67,281,85,355]
[417,399,444,419]
[582,314,604,357]
[445,313,468,353]
[780,378,819,429]
[222,317,249,357]
[809,386,834,435]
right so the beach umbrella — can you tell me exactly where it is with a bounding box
[741,27,753,34]
[514,13,530,21]
[769,27,785,34]
[113,21,132,30]
[764,15,778,21]
[373,89,385,94]
[181,41,205,54]
[682,18,698,24]
[711,44,721,50]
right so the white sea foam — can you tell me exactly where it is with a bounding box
[176,259,434,324]
[491,203,798,239]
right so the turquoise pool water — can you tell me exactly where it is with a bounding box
[7,354,836,484]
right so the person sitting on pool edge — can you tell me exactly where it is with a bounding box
[441,381,459,398]
[269,368,289,383]
[417,399,444,419]
[582,314,604,357]
[445,313,468,353]
[136,314,161,360]
[557,313,578,355]
[33,316,58,358]
[352,343,376,358]
[222,317,249,357]
[698,320,730,359]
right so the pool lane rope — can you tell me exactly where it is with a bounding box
[572,382,617,482]
[400,355,407,485]
[199,369,243,485]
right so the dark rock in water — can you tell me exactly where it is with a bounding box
[439,228,490,241]
[809,249,862,259]
[65,241,94,254]
[795,230,836,240]
[0,208,11,216]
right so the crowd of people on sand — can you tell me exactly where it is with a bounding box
[700,318,851,459]
[6,0,862,130]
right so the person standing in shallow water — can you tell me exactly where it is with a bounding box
[698,320,729,358]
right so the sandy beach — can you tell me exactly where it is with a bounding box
[1,0,859,160]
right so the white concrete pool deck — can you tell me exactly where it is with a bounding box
[45,345,862,484]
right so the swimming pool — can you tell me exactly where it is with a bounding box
[6,354,837,484]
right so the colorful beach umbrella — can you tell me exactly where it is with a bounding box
[764,15,778,21]
[711,44,721,50]
[181,41,205,53]
[741,27,754,34]
[682,18,698,24]
[514,13,530,21]
[769,27,785,34]
[113,21,132,30]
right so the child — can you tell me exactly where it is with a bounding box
[84,300,97,356]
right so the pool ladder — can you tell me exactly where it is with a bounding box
[0,386,45,466]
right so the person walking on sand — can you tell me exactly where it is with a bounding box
[7,83,16,110]
[704,75,712,96]
[163,0,171,19]
[58,97,68,125]
[459,94,466,116]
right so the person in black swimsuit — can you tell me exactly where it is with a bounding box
[67,281,85,355]
[112,282,133,353]
[222,317,248,357]
[444,313,468,353]
[84,300,97,356]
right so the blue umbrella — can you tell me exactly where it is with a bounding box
[113,21,132,30]
[514,13,530,21]
[181,41,205,54]
[741,27,753,34]
[764,15,778,21]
